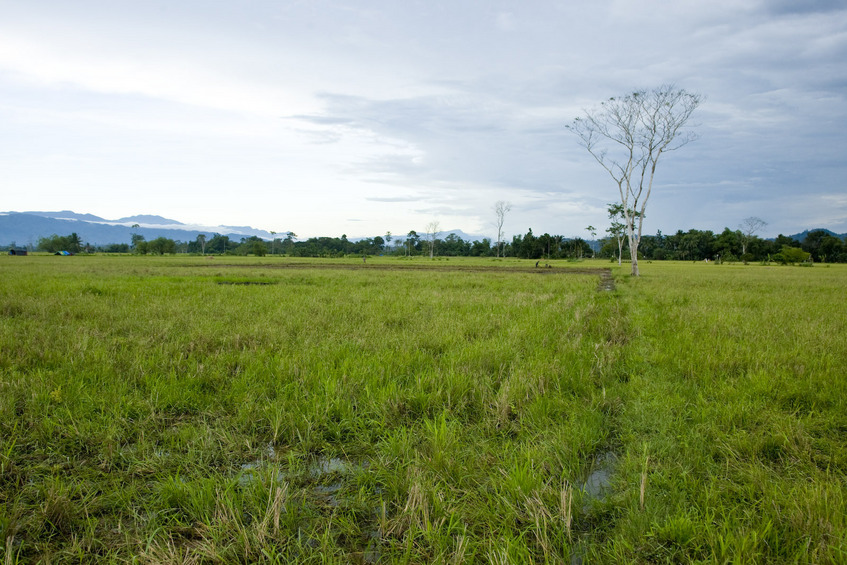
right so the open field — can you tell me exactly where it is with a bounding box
[1,256,845,563]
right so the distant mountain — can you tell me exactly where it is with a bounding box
[440,229,488,242]
[786,228,846,242]
[24,210,109,223]
[113,214,183,225]
[349,228,488,243]
[0,211,277,247]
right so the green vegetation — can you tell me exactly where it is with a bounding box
[1,256,845,563]
[35,233,84,255]
[24,227,847,264]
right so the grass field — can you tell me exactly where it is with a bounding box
[1,255,845,563]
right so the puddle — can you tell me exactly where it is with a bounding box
[238,444,279,485]
[237,452,379,558]
[581,451,617,509]
[308,457,369,506]
[570,450,619,565]
[313,483,344,506]
[237,451,367,491]
[310,456,366,477]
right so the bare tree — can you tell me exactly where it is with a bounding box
[494,201,512,258]
[585,225,597,258]
[425,220,440,259]
[606,203,641,266]
[739,217,767,258]
[568,85,701,276]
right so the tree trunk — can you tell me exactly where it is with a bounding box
[628,229,640,276]
[630,241,640,275]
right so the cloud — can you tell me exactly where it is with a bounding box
[366,196,422,203]
[766,0,845,15]
[1,1,845,238]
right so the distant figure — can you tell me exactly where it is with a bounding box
[535,260,539,268]
[363,255,367,264]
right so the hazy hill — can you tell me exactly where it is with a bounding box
[786,228,846,241]
[0,211,274,247]
[113,214,184,225]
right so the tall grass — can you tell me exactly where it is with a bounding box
[1,255,845,562]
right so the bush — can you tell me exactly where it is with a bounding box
[775,246,811,265]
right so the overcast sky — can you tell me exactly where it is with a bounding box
[2,0,845,239]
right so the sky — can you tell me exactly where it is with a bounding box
[1,0,846,240]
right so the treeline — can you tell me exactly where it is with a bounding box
[26,227,847,263]
[629,228,847,263]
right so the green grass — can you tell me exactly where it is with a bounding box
[1,255,845,563]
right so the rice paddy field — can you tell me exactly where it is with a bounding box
[1,255,845,564]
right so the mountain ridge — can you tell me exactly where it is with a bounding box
[1,211,274,247]
[2,210,844,248]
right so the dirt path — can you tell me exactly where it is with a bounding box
[190,261,613,277]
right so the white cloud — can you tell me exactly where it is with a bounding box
[0,0,845,238]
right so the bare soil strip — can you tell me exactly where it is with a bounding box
[598,270,616,291]
[189,262,613,277]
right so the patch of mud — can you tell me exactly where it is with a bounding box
[351,530,382,564]
[597,270,616,292]
[192,262,613,276]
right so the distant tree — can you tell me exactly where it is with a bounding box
[470,238,493,256]
[147,237,176,255]
[385,231,393,253]
[206,234,230,254]
[439,233,472,256]
[569,236,591,259]
[102,243,129,253]
[131,232,146,252]
[269,231,276,255]
[817,233,846,263]
[606,203,631,265]
[340,234,351,255]
[405,230,419,256]
[196,234,207,255]
[774,245,811,265]
[252,240,267,256]
[283,232,297,255]
[494,201,512,258]
[37,234,80,254]
[569,85,701,275]
[801,230,845,263]
[585,225,597,257]
[425,221,440,259]
[713,227,741,261]
[739,217,767,261]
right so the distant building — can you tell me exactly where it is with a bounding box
[8,248,28,256]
